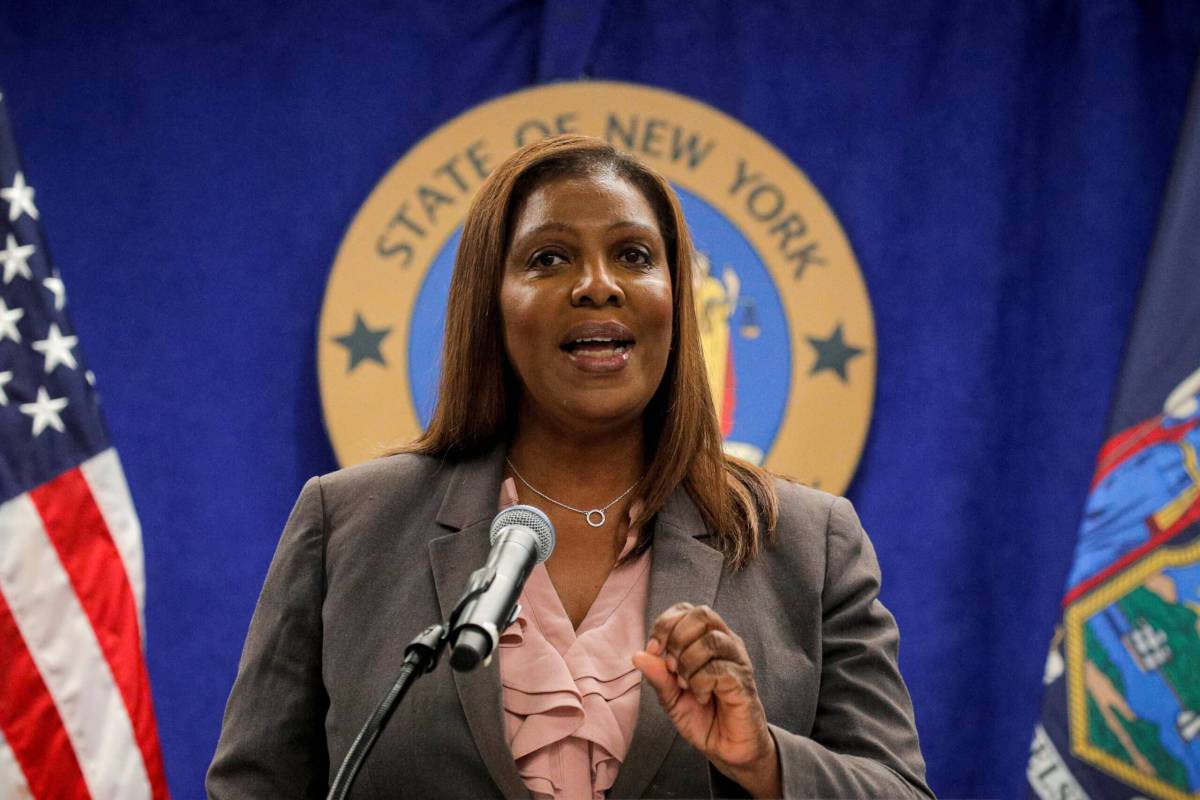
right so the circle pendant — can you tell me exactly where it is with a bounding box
[585,509,606,528]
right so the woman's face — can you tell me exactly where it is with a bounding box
[500,170,674,436]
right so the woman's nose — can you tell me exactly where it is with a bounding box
[570,258,625,307]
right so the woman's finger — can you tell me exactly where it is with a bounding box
[675,628,746,682]
[646,602,695,654]
[684,657,758,707]
[662,604,730,661]
[631,650,682,709]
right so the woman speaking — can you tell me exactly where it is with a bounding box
[207,135,932,799]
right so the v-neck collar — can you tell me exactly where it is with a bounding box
[520,536,652,657]
[429,445,726,799]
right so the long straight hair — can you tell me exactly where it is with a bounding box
[399,134,778,567]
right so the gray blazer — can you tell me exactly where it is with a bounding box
[207,447,932,798]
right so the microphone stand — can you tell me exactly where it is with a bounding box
[325,563,501,800]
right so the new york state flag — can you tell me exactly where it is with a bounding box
[1029,64,1200,800]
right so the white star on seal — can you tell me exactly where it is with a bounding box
[43,273,66,311]
[0,371,11,405]
[32,323,78,372]
[1,171,39,222]
[0,297,23,343]
[1,234,35,284]
[19,386,68,436]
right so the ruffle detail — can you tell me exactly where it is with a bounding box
[495,479,651,800]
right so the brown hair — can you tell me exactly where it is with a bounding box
[399,134,778,568]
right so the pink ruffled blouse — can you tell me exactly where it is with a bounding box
[496,478,651,799]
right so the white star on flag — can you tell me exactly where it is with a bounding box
[1,170,39,221]
[18,385,68,436]
[1,233,35,284]
[32,322,78,372]
[0,296,22,343]
[0,370,11,405]
[43,273,66,310]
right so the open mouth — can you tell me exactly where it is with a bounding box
[558,321,637,365]
[561,336,634,358]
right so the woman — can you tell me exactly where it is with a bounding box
[207,135,931,799]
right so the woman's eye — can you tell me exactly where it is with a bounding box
[530,251,566,269]
[620,247,652,266]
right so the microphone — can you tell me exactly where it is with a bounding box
[449,504,555,671]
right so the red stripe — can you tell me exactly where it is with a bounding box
[0,586,92,799]
[30,469,171,800]
[1060,500,1200,606]
[1091,415,1199,489]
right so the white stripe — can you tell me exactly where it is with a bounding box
[79,449,147,640]
[0,494,152,800]
[0,729,33,800]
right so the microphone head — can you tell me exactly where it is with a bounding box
[490,504,555,563]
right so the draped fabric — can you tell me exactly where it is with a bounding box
[0,97,168,799]
[497,477,650,799]
[2,3,1200,796]
[1029,60,1200,799]
[498,531,649,798]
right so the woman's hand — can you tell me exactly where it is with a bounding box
[632,603,782,798]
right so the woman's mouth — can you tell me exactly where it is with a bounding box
[558,321,637,372]
[562,337,633,357]
[561,337,635,371]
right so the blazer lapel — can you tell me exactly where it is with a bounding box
[425,451,725,799]
[426,447,530,799]
[610,488,725,799]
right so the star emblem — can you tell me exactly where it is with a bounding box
[19,386,68,436]
[1,234,35,284]
[806,322,865,383]
[0,370,11,405]
[32,322,79,373]
[0,297,23,343]
[332,312,392,372]
[1,171,38,222]
[43,273,65,311]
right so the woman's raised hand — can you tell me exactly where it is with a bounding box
[632,602,782,798]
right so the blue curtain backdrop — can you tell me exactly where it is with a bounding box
[2,2,1199,797]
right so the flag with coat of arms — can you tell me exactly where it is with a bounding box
[1028,62,1200,800]
[0,89,169,799]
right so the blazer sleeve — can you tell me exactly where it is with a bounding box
[206,476,330,799]
[711,495,933,799]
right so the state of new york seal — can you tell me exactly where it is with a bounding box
[319,81,876,493]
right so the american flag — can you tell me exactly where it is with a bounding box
[0,91,169,798]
